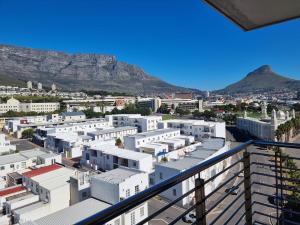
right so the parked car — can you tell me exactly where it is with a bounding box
[182,213,196,223]
[225,186,240,195]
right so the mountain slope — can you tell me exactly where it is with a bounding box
[217,65,300,94]
[0,44,199,95]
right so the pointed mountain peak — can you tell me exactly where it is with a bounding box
[252,65,272,74]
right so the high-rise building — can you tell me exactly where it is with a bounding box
[27,81,32,89]
[37,82,43,90]
[51,83,56,91]
[205,91,210,98]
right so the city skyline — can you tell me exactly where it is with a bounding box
[0,0,300,90]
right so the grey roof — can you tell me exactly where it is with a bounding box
[199,138,225,150]
[187,149,216,160]
[128,128,179,140]
[22,198,112,225]
[61,111,85,117]
[158,157,202,171]
[92,168,142,184]
[88,126,136,136]
[0,153,27,165]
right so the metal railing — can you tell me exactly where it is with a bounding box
[76,140,300,225]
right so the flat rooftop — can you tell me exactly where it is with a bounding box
[88,126,137,135]
[127,128,179,140]
[92,168,142,184]
[23,198,112,225]
[90,145,152,161]
[164,119,224,126]
[158,157,202,171]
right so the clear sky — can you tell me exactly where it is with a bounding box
[0,0,300,91]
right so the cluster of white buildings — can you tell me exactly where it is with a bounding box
[0,109,231,224]
[236,102,296,140]
[0,134,16,155]
[0,97,60,115]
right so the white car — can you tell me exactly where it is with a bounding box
[182,212,196,223]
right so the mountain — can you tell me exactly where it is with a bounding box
[216,65,300,94]
[0,44,199,95]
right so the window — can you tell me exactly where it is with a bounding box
[126,189,130,197]
[10,164,14,169]
[159,172,163,179]
[139,206,145,217]
[135,185,139,194]
[0,166,5,170]
[173,189,177,196]
[130,212,135,225]
[82,191,87,198]
[133,161,137,167]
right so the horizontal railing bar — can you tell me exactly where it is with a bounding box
[250,152,274,157]
[205,179,244,215]
[253,220,269,225]
[254,140,300,149]
[252,151,300,161]
[253,191,300,205]
[252,181,300,193]
[204,158,243,185]
[136,187,197,225]
[251,162,300,172]
[75,140,253,225]
[253,200,300,216]
[252,171,300,184]
[209,191,245,225]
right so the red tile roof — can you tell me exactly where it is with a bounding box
[0,186,25,196]
[22,164,62,178]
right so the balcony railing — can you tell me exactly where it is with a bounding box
[75,140,300,225]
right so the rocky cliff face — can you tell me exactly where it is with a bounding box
[0,44,196,94]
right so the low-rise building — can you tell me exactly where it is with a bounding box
[124,128,181,151]
[0,134,16,155]
[105,114,162,132]
[0,97,60,115]
[158,119,226,140]
[0,149,61,180]
[61,111,86,121]
[87,126,137,141]
[154,138,230,207]
[91,168,149,225]
[81,145,153,173]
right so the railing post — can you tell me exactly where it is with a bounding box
[195,178,206,225]
[243,151,252,225]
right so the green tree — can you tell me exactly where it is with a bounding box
[115,138,122,147]
[21,129,34,139]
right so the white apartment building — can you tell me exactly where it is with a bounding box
[61,111,86,121]
[0,97,60,114]
[0,149,61,180]
[123,128,181,151]
[236,108,296,141]
[154,138,230,207]
[12,165,75,224]
[87,126,137,141]
[0,134,16,155]
[105,114,162,132]
[21,168,148,225]
[81,145,153,173]
[91,168,149,225]
[45,133,93,158]
[158,119,226,140]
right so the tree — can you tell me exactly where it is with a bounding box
[157,104,170,114]
[115,138,122,147]
[175,107,189,117]
[21,129,34,139]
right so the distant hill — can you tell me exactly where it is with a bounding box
[216,65,300,94]
[0,44,201,95]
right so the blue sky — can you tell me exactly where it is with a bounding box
[0,0,300,90]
